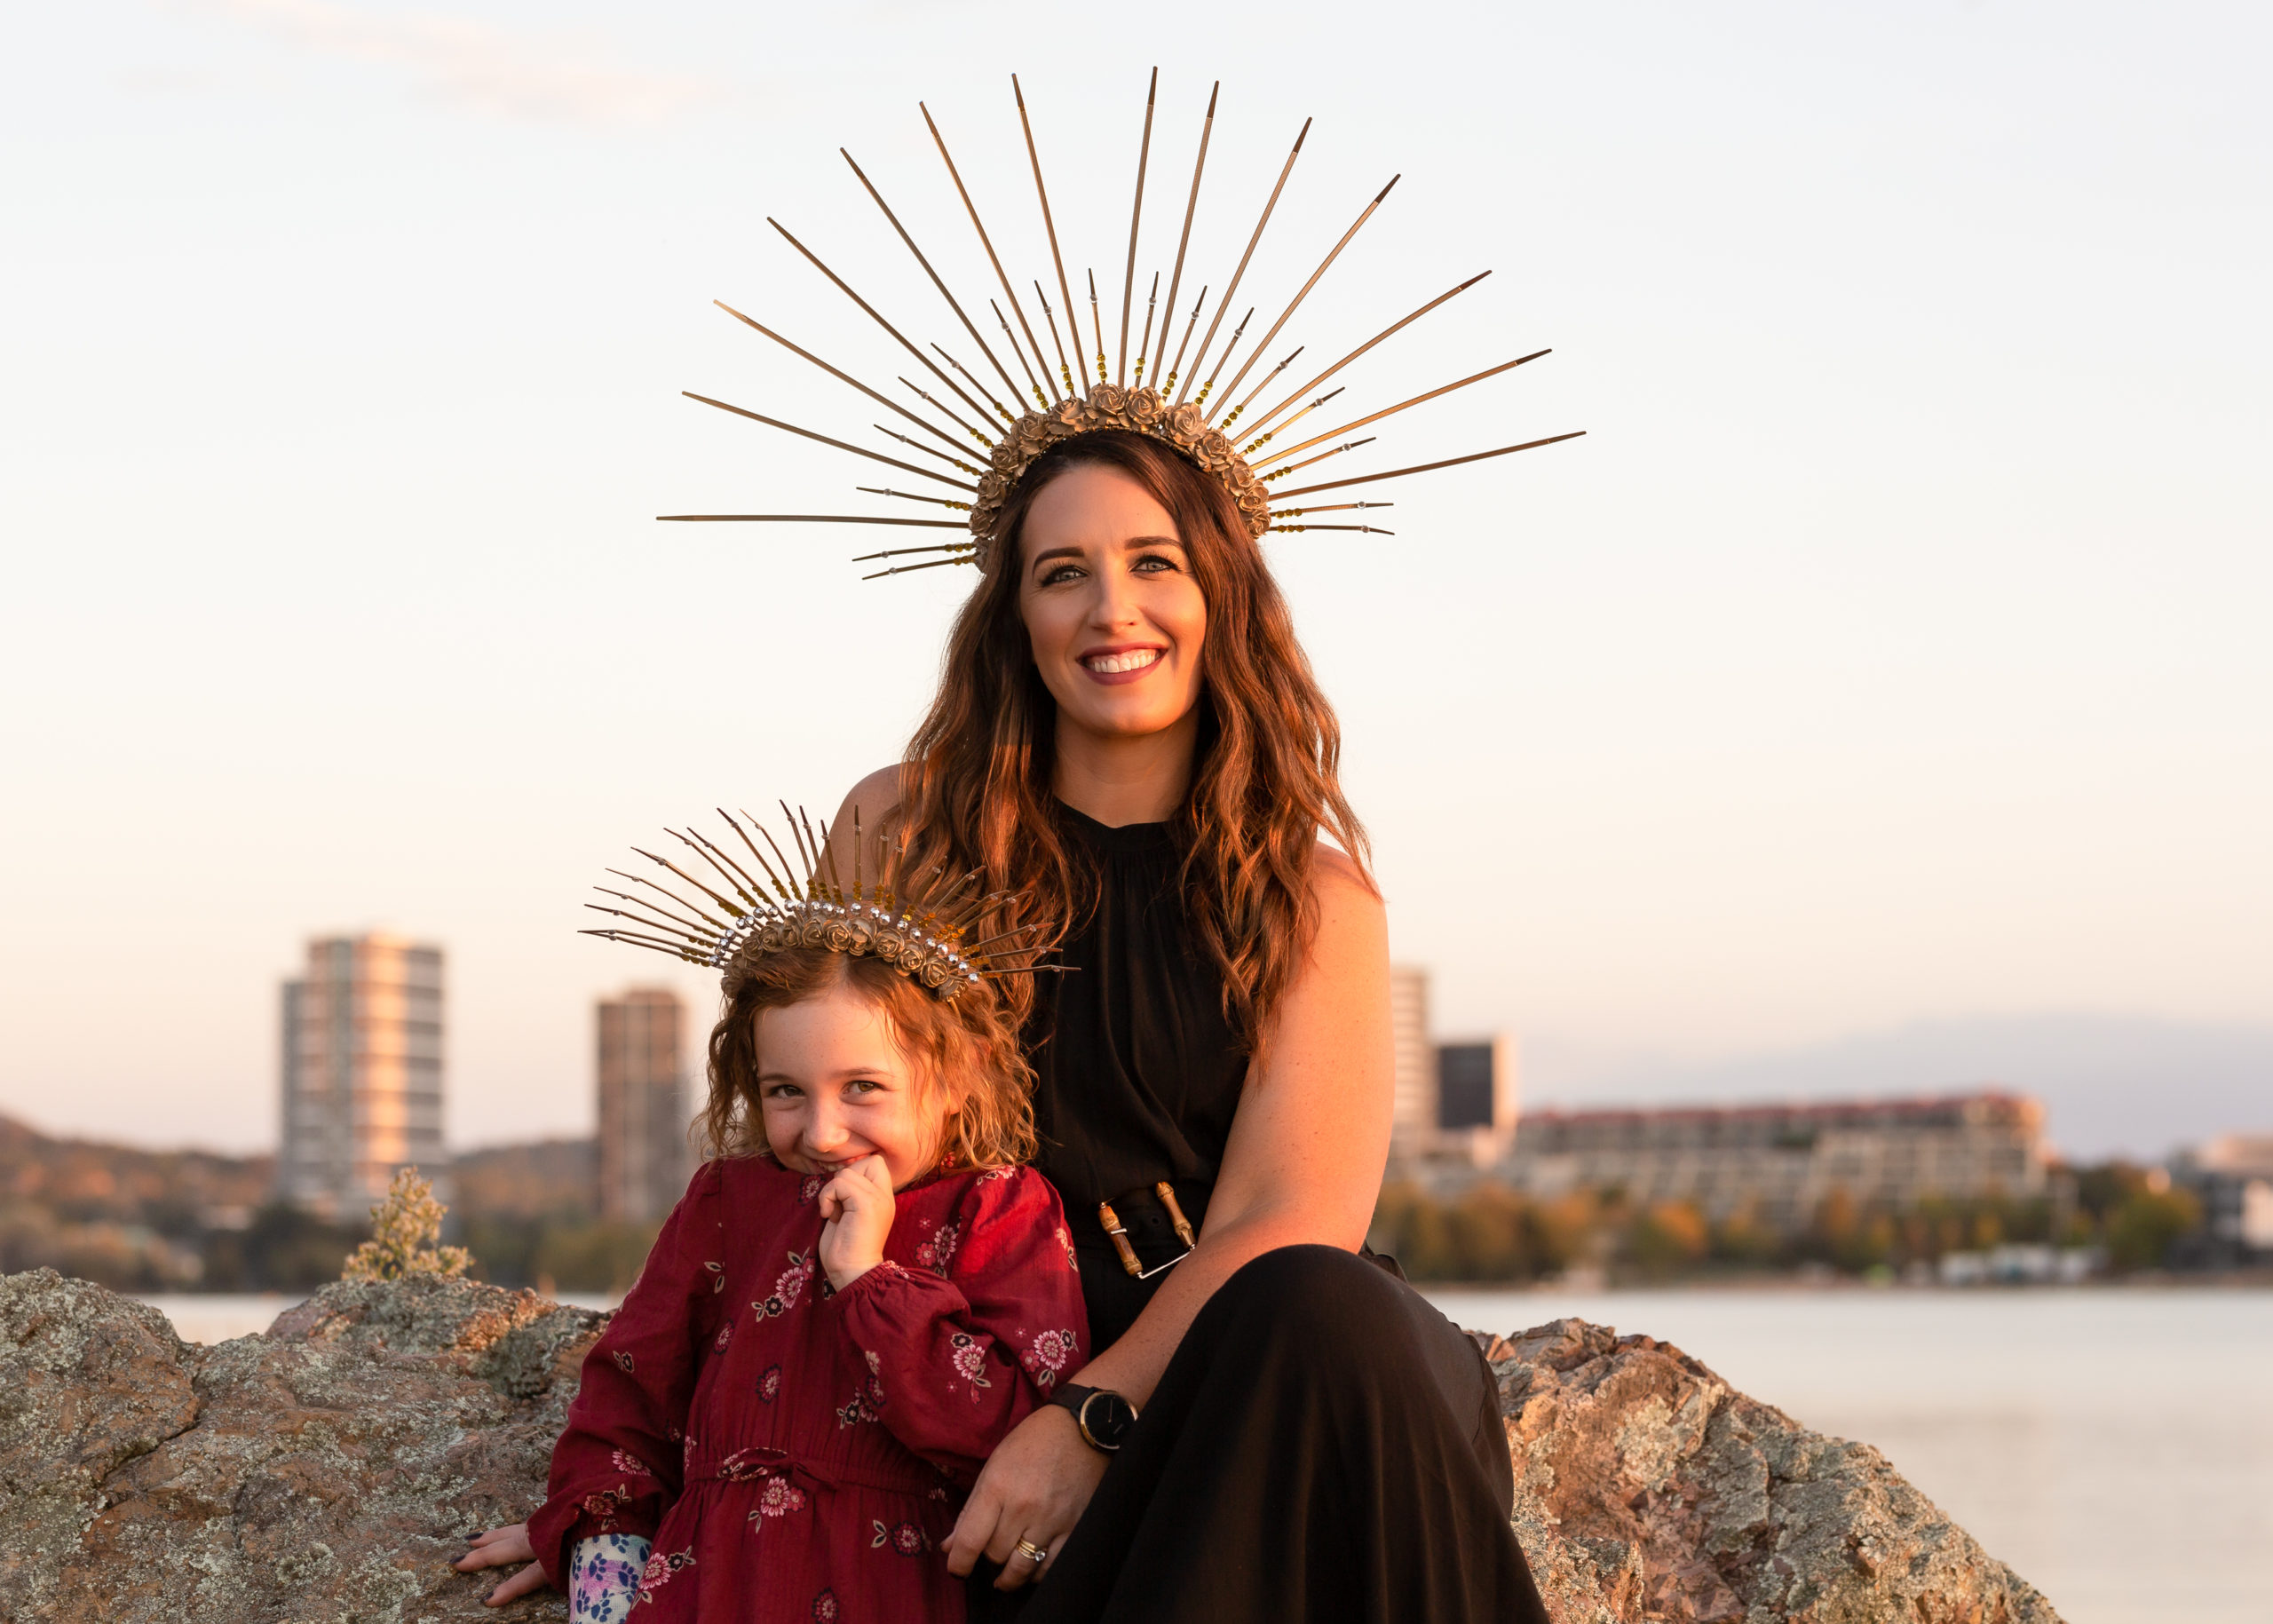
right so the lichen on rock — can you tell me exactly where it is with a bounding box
[0,1271,2063,1622]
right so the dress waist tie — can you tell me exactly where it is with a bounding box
[685,1442,943,1500]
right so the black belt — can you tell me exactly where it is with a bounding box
[1089,1179,1205,1279]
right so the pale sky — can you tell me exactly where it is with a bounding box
[4,1,2268,1159]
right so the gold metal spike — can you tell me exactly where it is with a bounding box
[1119,69,1157,384]
[863,555,978,580]
[1134,271,1160,382]
[1272,431,1588,499]
[1209,174,1398,423]
[1088,268,1107,384]
[1254,350,1549,468]
[923,101,1056,392]
[677,393,977,492]
[1243,272,1491,437]
[1034,281,1073,395]
[764,217,998,432]
[1240,384,1343,455]
[850,542,978,561]
[1221,345,1303,428]
[1176,116,1310,406]
[859,486,974,511]
[1193,305,1253,407]
[931,344,1018,425]
[710,300,979,460]
[1012,75,1088,400]
[873,424,986,477]
[1271,501,1392,517]
[657,513,966,528]
[1267,522,1395,534]
[1261,436,1374,480]
[1164,284,1208,392]
[839,147,1032,418]
[897,376,992,448]
[1151,81,1217,383]
[989,298,1049,408]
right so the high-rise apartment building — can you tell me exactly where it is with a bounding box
[1387,965,1520,1170]
[278,933,446,1217]
[1388,967,1433,1153]
[597,987,691,1222]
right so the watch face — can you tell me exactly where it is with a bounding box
[1080,1390,1138,1450]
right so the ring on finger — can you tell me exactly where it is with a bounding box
[1015,1540,1049,1565]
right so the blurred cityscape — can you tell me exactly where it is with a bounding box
[1,939,2267,1297]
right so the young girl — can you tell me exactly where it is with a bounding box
[456,810,1087,1620]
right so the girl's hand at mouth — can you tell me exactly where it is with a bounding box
[817,1153,897,1289]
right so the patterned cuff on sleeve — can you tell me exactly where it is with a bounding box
[569,1533,651,1624]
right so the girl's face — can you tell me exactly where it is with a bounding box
[1017,463,1208,745]
[752,984,954,1189]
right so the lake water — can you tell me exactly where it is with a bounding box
[1423,1285,2273,1624]
[140,1287,2269,1624]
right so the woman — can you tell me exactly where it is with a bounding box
[836,428,1550,1623]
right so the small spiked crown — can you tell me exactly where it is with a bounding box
[581,804,1050,1002]
[658,71,1583,578]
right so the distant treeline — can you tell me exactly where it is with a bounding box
[0,1117,659,1295]
[1370,1162,2206,1284]
[0,1110,2215,1295]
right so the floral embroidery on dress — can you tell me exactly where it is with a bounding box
[715,1319,733,1351]
[635,1547,694,1604]
[608,1449,653,1478]
[799,1174,826,1204]
[756,1250,815,1318]
[811,1589,840,1621]
[1019,1327,1078,1389]
[914,1220,961,1276]
[1056,1223,1079,1268]
[757,1363,782,1402]
[579,1483,630,1528]
[977,1166,1017,1184]
[610,1349,635,1374]
[702,1258,725,1294]
[871,1518,931,1555]
[948,1330,992,1390]
[750,1477,808,1519]
[836,1360,887,1428]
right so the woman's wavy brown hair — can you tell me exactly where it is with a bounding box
[701,946,1037,1172]
[891,429,1370,1050]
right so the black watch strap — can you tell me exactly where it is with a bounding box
[1047,1382,1136,1453]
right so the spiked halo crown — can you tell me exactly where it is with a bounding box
[581,804,1051,1003]
[658,72,1584,578]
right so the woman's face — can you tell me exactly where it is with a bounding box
[1016,463,1208,745]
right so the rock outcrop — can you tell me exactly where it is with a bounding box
[0,1269,2062,1622]
[1480,1319,2061,1623]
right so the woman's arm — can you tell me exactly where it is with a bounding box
[1063,845,1391,1402]
[946,846,1394,1586]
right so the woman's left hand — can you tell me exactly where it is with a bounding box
[944,1402,1107,1589]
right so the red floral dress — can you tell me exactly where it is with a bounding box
[527,1157,1088,1621]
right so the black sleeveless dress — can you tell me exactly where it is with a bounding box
[978,805,1549,1624]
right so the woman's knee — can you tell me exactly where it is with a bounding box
[1219,1244,1417,1344]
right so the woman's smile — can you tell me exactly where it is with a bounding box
[1080,644,1166,682]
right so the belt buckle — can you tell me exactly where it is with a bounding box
[1097,1183,1199,1279]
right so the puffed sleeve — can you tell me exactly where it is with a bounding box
[829,1167,1088,1485]
[526,1161,727,1588]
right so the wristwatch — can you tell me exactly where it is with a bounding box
[1047,1383,1139,1453]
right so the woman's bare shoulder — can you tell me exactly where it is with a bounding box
[1309,841,1383,912]
[836,764,906,822]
